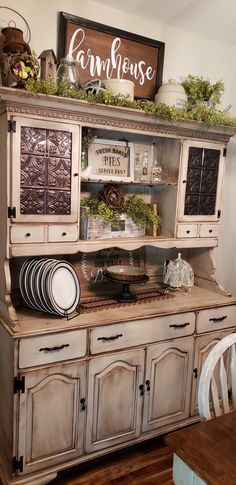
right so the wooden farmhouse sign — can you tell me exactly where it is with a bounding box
[58,12,165,100]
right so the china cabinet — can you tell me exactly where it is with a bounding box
[0,86,236,485]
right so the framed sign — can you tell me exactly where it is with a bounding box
[58,12,165,100]
[84,139,134,182]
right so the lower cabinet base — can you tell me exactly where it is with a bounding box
[0,467,57,485]
[0,416,200,485]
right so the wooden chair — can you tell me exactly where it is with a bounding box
[198,332,236,420]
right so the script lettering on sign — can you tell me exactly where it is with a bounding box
[68,30,155,87]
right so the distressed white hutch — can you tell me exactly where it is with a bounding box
[0,86,236,485]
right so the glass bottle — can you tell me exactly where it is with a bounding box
[56,57,79,87]
[151,160,162,182]
[134,152,141,181]
[141,151,148,182]
[81,151,88,171]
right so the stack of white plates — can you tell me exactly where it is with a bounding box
[19,258,80,316]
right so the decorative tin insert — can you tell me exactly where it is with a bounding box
[20,126,72,215]
[184,147,220,216]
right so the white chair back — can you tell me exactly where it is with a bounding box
[198,333,236,420]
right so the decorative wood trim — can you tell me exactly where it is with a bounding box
[0,87,235,143]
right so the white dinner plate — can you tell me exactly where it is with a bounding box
[46,262,80,316]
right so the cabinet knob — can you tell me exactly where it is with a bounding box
[25,232,31,237]
[61,232,67,236]
[73,172,79,177]
[139,384,144,396]
[182,180,187,183]
[193,368,198,379]
[145,380,150,391]
[80,398,86,411]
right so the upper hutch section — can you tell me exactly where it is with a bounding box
[0,86,235,257]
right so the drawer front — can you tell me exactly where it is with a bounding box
[199,224,219,238]
[10,226,45,244]
[197,305,236,333]
[19,329,87,368]
[176,224,198,238]
[90,312,195,354]
[48,225,78,242]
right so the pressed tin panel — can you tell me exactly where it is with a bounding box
[20,127,72,215]
[184,147,220,216]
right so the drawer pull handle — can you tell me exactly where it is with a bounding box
[169,322,190,329]
[209,315,227,323]
[61,232,67,236]
[25,233,31,237]
[209,229,213,233]
[39,344,70,352]
[186,230,190,234]
[97,333,123,342]
[80,398,86,411]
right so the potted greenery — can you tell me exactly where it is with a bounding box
[181,75,224,108]
[80,193,161,240]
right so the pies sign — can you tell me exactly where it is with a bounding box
[58,12,165,100]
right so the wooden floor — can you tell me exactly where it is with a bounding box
[51,437,174,485]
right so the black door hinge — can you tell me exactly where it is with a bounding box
[223,147,227,157]
[14,376,25,394]
[217,209,221,219]
[8,120,16,133]
[12,456,23,473]
[8,206,16,218]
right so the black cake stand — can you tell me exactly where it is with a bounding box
[105,274,149,303]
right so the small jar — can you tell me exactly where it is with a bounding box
[151,161,162,182]
[56,57,79,87]
[155,79,187,110]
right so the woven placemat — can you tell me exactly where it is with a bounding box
[79,287,175,313]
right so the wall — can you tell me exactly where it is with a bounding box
[1,0,236,294]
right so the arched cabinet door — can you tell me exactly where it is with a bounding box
[17,361,86,476]
[142,337,194,432]
[86,349,145,453]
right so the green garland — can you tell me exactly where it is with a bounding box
[25,78,236,127]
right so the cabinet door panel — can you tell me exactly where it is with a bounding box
[11,117,80,223]
[17,361,86,475]
[142,338,194,432]
[86,349,145,453]
[178,140,225,222]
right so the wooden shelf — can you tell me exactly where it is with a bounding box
[80,177,178,186]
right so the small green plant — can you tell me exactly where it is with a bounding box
[123,195,161,228]
[182,75,224,106]
[80,195,161,230]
